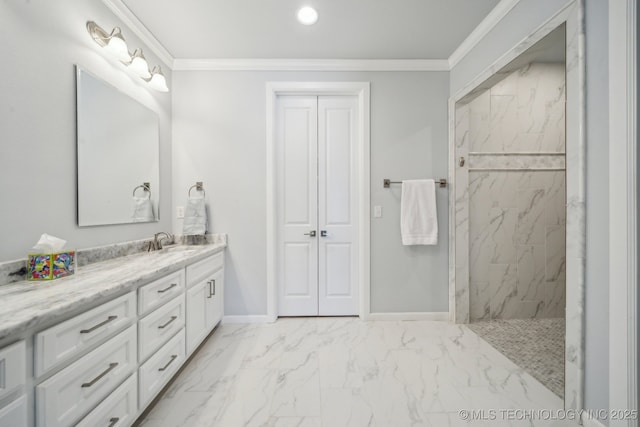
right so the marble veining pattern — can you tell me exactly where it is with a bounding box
[463,61,566,322]
[468,154,565,170]
[137,318,579,427]
[0,240,226,341]
[0,234,228,287]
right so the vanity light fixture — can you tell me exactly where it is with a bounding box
[87,21,131,62]
[297,6,318,25]
[128,49,151,79]
[86,21,169,92]
[145,66,169,92]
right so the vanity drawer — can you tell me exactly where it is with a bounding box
[0,340,26,400]
[138,294,185,362]
[186,252,223,288]
[75,373,137,427]
[35,292,136,377]
[138,327,185,409]
[0,394,27,427]
[36,324,137,427]
[138,270,185,316]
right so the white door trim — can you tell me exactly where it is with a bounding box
[266,82,371,321]
[609,0,638,424]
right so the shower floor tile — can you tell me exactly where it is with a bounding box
[467,318,565,398]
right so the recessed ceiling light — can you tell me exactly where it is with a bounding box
[297,6,318,25]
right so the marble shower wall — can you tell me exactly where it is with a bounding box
[467,63,566,321]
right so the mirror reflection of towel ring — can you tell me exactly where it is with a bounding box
[188,181,205,197]
[133,182,151,199]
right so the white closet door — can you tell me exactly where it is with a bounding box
[276,96,319,316]
[318,96,359,315]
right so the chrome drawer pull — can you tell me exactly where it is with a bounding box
[158,355,177,372]
[108,417,119,427]
[158,316,178,329]
[81,362,118,388]
[157,283,177,293]
[80,315,118,334]
[212,279,216,296]
[206,280,213,298]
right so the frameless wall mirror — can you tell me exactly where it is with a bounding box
[76,66,160,226]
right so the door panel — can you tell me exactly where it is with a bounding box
[318,96,359,315]
[277,96,318,316]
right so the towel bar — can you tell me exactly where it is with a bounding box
[188,181,206,197]
[132,182,151,198]
[383,178,447,188]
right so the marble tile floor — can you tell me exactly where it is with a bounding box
[467,318,565,399]
[136,318,578,427]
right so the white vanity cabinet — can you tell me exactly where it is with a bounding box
[185,253,224,354]
[2,246,225,427]
[0,341,27,426]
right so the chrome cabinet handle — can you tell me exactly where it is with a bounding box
[303,230,316,237]
[157,283,177,293]
[206,280,213,298]
[80,316,118,334]
[158,316,177,329]
[212,279,216,296]
[108,417,119,427]
[320,230,328,237]
[158,355,177,372]
[81,362,118,388]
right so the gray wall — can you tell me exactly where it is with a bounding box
[583,0,610,416]
[449,0,610,414]
[0,0,172,262]
[172,71,450,316]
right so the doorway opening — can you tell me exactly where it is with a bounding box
[450,0,585,409]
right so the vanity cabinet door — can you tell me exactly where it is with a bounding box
[205,268,224,330]
[0,395,27,427]
[186,280,208,354]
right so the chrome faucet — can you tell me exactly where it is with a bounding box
[148,232,174,251]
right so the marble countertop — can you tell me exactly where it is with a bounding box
[0,243,226,341]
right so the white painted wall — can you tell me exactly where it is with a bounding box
[450,0,609,415]
[0,0,172,262]
[172,71,449,316]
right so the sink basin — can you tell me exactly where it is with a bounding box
[151,245,198,255]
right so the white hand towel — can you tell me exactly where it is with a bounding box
[131,197,155,222]
[183,196,207,235]
[401,179,438,245]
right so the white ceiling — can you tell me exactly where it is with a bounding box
[120,0,501,60]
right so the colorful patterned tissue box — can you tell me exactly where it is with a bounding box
[28,251,76,281]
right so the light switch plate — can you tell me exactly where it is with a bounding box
[374,205,382,218]
[177,206,185,219]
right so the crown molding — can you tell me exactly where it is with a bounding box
[172,58,450,72]
[448,0,521,69]
[100,0,174,68]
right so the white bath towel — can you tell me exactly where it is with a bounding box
[401,179,438,245]
[183,196,207,235]
[131,197,155,222]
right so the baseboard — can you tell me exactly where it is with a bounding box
[366,312,449,321]
[581,413,606,427]
[222,315,274,324]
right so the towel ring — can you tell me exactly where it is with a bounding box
[188,181,205,197]
[133,182,151,199]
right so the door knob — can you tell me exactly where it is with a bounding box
[320,230,328,237]
[304,230,316,237]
